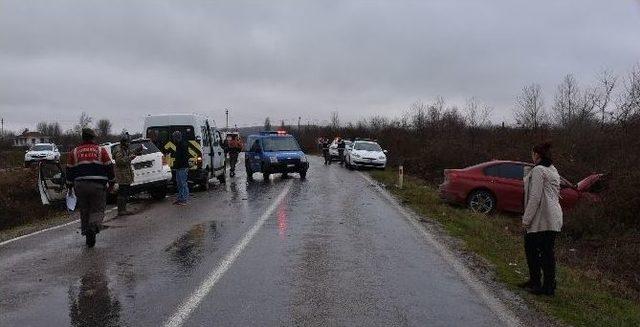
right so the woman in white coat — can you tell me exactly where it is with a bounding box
[519,142,563,296]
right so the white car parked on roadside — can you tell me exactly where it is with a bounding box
[24,143,60,167]
[345,140,387,170]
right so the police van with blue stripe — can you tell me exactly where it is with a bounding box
[144,114,226,189]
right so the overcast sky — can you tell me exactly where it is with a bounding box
[1,0,639,133]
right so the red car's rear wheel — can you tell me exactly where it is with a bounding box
[467,190,496,214]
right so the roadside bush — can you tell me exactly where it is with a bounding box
[0,150,25,169]
[0,168,57,230]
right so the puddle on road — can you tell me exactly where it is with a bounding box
[68,260,122,327]
[164,221,222,275]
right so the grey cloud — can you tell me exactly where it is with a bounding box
[1,0,639,132]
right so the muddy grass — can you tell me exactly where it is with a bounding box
[369,169,640,327]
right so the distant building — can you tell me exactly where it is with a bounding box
[14,131,51,147]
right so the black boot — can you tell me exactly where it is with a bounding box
[85,231,96,248]
[517,280,538,291]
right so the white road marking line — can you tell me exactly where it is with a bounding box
[164,181,293,327]
[0,206,117,247]
[0,219,79,246]
[358,172,522,327]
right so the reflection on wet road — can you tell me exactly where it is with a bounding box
[68,256,122,327]
[0,154,512,326]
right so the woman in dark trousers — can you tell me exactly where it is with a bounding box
[519,142,563,296]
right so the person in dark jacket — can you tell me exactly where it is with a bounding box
[337,138,346,164]
[172,131,190,205]
[226,135,244,177]
[321,138,331,165]
[113,133,142,215]
[66,128,115,247]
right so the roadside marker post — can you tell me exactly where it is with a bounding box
[398,165,404,189]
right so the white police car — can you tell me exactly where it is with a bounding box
[345,140,387,170]
[24,143,60,167]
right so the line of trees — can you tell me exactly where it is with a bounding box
[0,112,122,150]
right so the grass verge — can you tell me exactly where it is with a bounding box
[369,169,640,327]
[0,212,75,243]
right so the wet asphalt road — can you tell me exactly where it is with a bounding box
[0,155,509,327]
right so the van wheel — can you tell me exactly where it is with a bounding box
[245,162,253,180]
[263,171,270,180]
[467,190,496,214]
[300,170,307,179]
[217,172,226,184]
[150,187,167,200]
[200,170,211,191]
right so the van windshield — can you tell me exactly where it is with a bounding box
[262,136,300,151]
[146,125,196,149]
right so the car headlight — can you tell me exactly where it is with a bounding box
[269,156,278,163]
[352,153,360,158]
[378,156,386,160]
[300,155,307,163]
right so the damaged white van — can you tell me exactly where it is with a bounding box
[143,114,226,189]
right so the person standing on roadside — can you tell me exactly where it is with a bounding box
[227,135,244,177]
[172,131,190,205]
[113,133,142,215]
[519,141,563,296]
[322,137,331,165]
[66,128,115,247]
[337,137,346,164]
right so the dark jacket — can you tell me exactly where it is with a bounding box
[173,141,190,169]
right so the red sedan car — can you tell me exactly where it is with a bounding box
[438,160,604,214]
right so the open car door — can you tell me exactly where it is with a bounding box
[39,161,67,205]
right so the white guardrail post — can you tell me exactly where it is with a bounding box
[398,165,404,189]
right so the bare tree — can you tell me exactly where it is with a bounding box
[264,117,272,131]
[36,122,48,135]
[369,115,389,132]
[595,69,617,126]
[36,121,62,141]
[514,83,546,130]
[552,74,581,127]
[96,119,112,138]
[49,122,62,141]
[330,111,340,129]
[280,119,286,130]
[409,100,428,133]
[615,64,640,124]
[73,112,93,134]
[465,97,491,128]
[427,96,445,127]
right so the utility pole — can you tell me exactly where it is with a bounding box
[225,108,229,131]
[0,118,3,138]
[298,116,301,133]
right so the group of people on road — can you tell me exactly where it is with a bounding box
[318,136,346,165]
[65,128,245,247]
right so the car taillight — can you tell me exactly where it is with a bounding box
[196,156,203,168]
[444,169,458,182]
[162,155,168,166]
